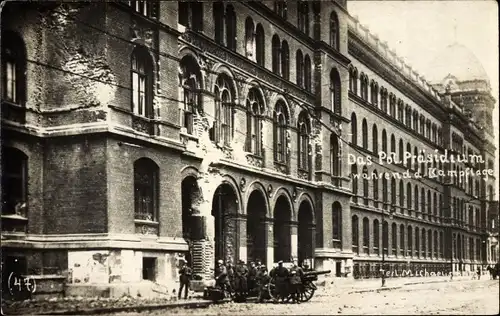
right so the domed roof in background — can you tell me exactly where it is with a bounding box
[426,43,490,86]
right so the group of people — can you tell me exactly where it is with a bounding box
[215,258,306,304]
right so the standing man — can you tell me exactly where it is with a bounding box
[247,261,258,294]
[289,260,304,304]
[178,260,192,300]
[257,265,270,303]
[216,259,229,291]
[275,260,289,303]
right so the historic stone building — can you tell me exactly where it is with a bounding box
[1,0,497,296]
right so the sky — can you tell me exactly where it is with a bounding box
[348,0,499,188]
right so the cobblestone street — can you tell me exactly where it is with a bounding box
[106,279,499,315]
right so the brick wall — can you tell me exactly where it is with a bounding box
[43,134,107,234]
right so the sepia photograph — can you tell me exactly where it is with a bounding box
[1,0,499,315]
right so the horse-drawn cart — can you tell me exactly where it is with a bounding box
[268,270,331,303]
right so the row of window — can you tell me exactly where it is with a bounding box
[349,67,443,147]
[350,217,482,260]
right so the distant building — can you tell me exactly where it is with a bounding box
[1,0,497,297]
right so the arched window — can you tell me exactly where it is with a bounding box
[179,55,202,135]
[329,11,339,49]
[281,40,290,80]
[413,147,418,171]
[428,230,432,258]
[246,88,264,156]
[225,5,237,51]
[382,129,387,153]
[373,169,379,208]
[372,125,378,154]
[400,224,405,256]
[389,93,396,117]
[211,74,235,145]
[255,24,265,66]
[380,88,388,112]
[1,31,26,105]
[397,99,404,122]
[304,54,312,92]
[273,101,289,164]
[414,186,419,213]
[391,178,396,208]
[351,164,358,203]
[382,176,388,210]
[131,46,154,118]
[373,220,380,255]
[331,135,341,182]
[370,80,378,106]
[360,73,368,100]
[179,1,203,31]
[427,190,432,221]
[362,119,368,149]
[390,134,396,156]
[272,35,281,74]
[391,223,397,256]
[1,147,28,217]
[422,228,426,258]
[408,226,413,256]
[399,139,404,163]
[363,166,369,206]
[298,1,310,35]
[245,17,255,60]
[406,143,412,169]
[297,111,310,171]
[415,228,420,257]
[382,221,389,255]
[363,218,370,254]
[351,112,357,145]
[399,180,404,209]
[433,231,437,258]
[213,2,224,44]
[330,68,341,114]
[421,187,425,218]
[349,67,358,94]
[332,203,342,248]
[352,215,359,254]
[134,158,159,222]
[406,183,412,212]
[296,50,304,87]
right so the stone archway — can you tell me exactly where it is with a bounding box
[212,183,238,266]
[298,200,314,267]
[274,195,292,262]
[247,190,268,264]
[181,176,201,265]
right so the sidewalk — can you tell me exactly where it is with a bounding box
[1,295,230,315]
[323,274,482,294]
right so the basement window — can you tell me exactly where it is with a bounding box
[142,257,156,281]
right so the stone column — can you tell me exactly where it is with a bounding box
[290,221,298,261]
[264,218,274,269]
[229,213,247,263]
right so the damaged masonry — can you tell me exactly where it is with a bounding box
[1,0,498,301]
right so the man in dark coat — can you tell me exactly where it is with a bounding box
[288,261,304,304]
[234,259,249,295]
[178,260,192,299]
[216,259,229,291]
[247,261,258,294]
[257,265,270,303]
[274,260,289,302]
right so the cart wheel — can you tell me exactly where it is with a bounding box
[299,281,316,302]
[268,280,280,302]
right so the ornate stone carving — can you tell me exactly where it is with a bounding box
[267,184,274,198]
[298,169,309,181]
[274,162,288,174]
[132,116,154,135]
[130,19,154,47]
[246,154,264,168]
[135,223,159,235]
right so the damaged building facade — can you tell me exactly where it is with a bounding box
[1,0,497,296]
